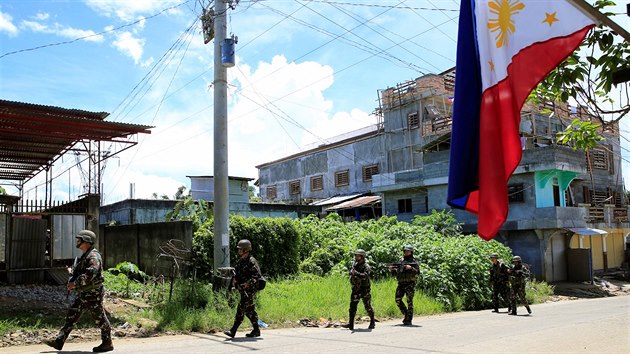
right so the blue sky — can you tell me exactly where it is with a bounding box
[0,0,628,204]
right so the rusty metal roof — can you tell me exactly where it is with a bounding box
[326,195,381,211]
[0,99,152,182]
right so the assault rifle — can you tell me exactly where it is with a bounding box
[66,256,78,299]
[386,262,402,271]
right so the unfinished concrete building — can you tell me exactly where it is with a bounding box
[256,69,630,282]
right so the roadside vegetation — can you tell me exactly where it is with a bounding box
[1,211,555,337]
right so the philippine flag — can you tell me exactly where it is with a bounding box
[447,0,595,240]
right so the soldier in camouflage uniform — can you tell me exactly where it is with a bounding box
[389,245,420,325]
[343,249,375,330]
[224,239,263,338]
[45,230,113,352]
[489,253,510,313]
[508,255,532,316]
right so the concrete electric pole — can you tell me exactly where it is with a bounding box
[213,0,230,273]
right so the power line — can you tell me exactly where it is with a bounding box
[0,0,194,60]
[301,0,458,12]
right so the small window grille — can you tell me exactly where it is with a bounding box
[266,185,277,199]
[310,175,323,191]
[289,180,301,195]
[362,164,379,182]
[335,170,349,187]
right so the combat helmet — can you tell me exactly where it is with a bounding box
[237,239,252,252]
[403,245,413,252]
[354,249,366,257]
[512,255,522,262]
[76,230,95,244]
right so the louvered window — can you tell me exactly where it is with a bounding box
[335,170,349,187]
[310,175,323,191]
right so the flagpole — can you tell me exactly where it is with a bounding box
[568,0,630,42]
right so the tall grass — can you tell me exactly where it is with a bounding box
[258,275,444,325]
[151,275,444,332]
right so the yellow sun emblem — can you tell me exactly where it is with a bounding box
[487,0,526,48]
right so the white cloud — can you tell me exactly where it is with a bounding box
[95,54,380,202]
[300,108,375,147]
[84,0,184,22]
[20,20,104,42]
[34,12,49,21]
[112,31,145,64]
[0,11,19,37]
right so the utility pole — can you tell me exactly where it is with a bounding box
[213,0,230,273]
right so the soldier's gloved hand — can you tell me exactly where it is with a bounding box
[67,282,77,291]
[351,269,356,275]
[241,282,249,289]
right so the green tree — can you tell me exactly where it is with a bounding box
[249,185,261,202]
[174,185,187,200]
[556,118,605,196]
[531,0,629,128]
[166,195,212,232]
[0,186,5,195]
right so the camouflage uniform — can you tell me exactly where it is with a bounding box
[490,259,510,312]
[509,257,531,315]
[392,254,419,325]
[229,253,262,336]
[57,246,111,346]
[348,257,375,329]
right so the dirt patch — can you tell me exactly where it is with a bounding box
[548,271,630,302]
[0,285,162,348]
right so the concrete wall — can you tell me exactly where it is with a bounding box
[503,230,543,279]
[189,177,250,203]
[99,221,192,275]
[382,190,428,222]
[100,199,178,225]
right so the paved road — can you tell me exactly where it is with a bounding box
[4,296,628,353]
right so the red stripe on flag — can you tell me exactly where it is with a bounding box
[466,26,593,240]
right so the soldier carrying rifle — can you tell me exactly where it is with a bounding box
[45,230,113,352]
[507,255,532,316]
[224,239,263,338]
[389,245,419,325]
[343,249,375,330]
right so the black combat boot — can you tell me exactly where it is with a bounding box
[224,323,239,338]
[368,315,375,329]
[246,322,261,337]
[44,337,64,351]
[525,305,531,314]
[509,307,517,315]
[92,338,114,352]
[402,313,412,325]
[342,311,355,330]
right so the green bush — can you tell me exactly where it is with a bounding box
[194,215,300,279]
[188,206,515,310]
[294,213,513,310]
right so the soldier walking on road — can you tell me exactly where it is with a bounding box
[489,253,510,313]
[389,245,419,325]
[45,230,113,352]
[343,249,375,330]
[508,255,532,316]
[224,239,263,338]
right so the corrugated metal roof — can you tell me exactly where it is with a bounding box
[327,196,381,210]
[0,99,153,182]
[310,194,363,206]
[566,227,608,235]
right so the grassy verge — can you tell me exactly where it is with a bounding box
[0,275,555,336]
[526,280,555,304]
[148,275,444,333]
